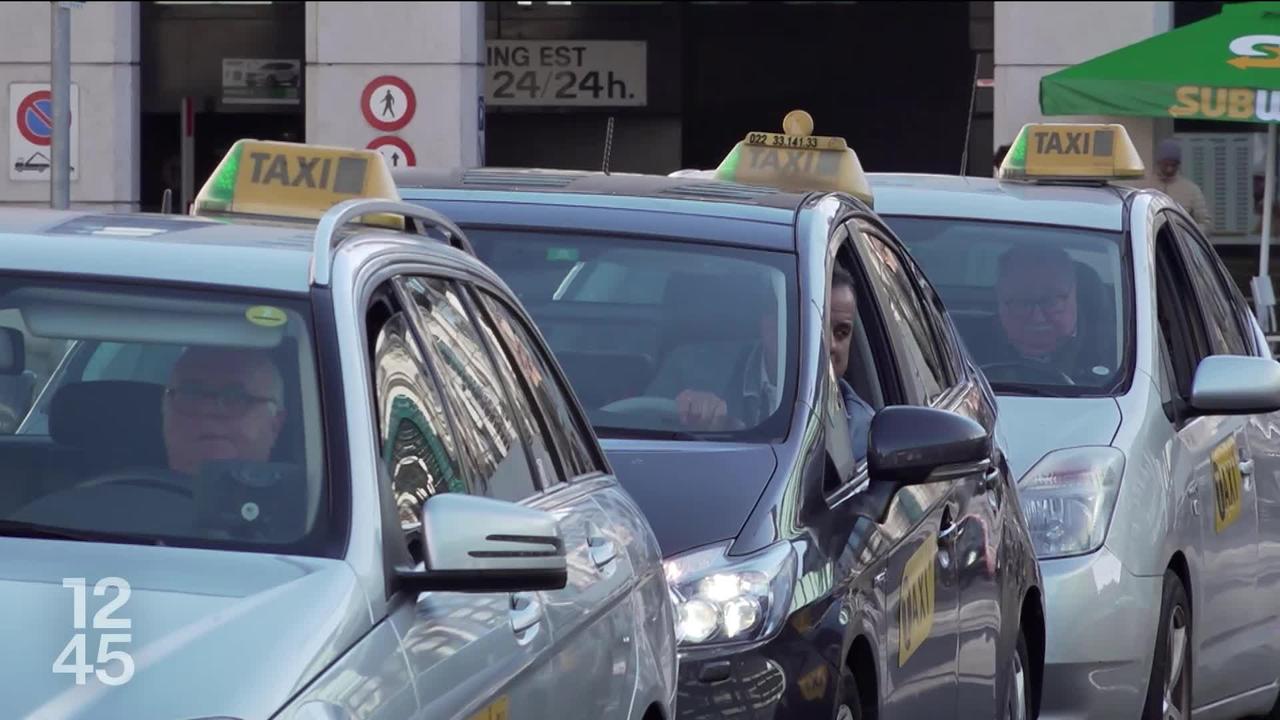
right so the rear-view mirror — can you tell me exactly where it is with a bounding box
[0,327,25,375]
[395,493,568,594]
[1189,355,1280,416]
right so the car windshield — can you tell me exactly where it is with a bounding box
[885,217,1130,397]
[468,230,798,442]
[0,276,335,555]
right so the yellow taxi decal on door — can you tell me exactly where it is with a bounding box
[898,534,938,667]
[466,695,509,720]
[1212,438,1244,534]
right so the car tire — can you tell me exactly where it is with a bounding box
[1002,628,1033,720]
[835,664,863,720]
[1141,569,1191,720]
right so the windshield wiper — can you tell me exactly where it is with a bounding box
[593,425,702,441]
[989,382,1068,398]
[0,520,163,546]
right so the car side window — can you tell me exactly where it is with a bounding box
[398,276,543,502]
[367,291,469,532]
[1154,220,1212,401]
[439,281,562,487]
[475,289,605,480]
[858,226,950,404]
[1170,215,1252,356]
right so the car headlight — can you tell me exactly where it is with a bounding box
[664,541,797,648]
[1018,446,1125,559]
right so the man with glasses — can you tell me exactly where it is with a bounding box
[992,244,1087,380]
[162,346,286,476]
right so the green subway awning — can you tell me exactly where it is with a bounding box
[1040,2,1280,124]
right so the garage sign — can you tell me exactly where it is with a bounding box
[485,40,647,107]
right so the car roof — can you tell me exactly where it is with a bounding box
[395,167,817,253]
[867,173,1135,231]
[0,207,466,294]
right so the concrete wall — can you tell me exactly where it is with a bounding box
[994,1,1173,166]
[0,1,139,210]
[306,1,484,171]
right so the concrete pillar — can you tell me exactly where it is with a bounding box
[0,1,139,210]
[306,1,484,171]
[994,1,1172,167]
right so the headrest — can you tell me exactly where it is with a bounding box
[50,381,166,455]
[662,273,773,342]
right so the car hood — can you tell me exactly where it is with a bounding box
[0,538,372,720]
[995,395,1123,479]
[601,440,778,558]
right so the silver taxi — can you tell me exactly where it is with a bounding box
[872,123,1280,720]
[0,140,676,720]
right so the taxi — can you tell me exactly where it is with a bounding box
[872,123,1280,720]
[0,141,677,720]
[396,112,1045,720]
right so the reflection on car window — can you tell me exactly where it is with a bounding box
[401,277,540,502]
[861,231,949,402]
[468,230,798,442]
[371,309,468,530]
[0,277,333,556]
[888,217,1128,396]
[479,290,602,479]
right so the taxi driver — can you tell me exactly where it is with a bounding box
[994,245,1079,367]
[162,346,286,475]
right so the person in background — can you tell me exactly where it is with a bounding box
[1140,139,1213,236]
[993,144,1011,176]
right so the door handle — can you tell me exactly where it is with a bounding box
[1239,459,1255,477]
[588,533,618,569]
[510,592,544,638]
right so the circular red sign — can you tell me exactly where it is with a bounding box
[367,136,417,168]
[16,90,57,146]
[361,76,416,132]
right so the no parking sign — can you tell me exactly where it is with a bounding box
[9,82,79,182]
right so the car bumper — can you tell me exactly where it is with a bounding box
[675,636,839,720]
[1038,546,1163,719]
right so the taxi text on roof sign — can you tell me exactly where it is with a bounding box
[191,139,403,228]
[714,110,875,205]
[998,123,1145,182]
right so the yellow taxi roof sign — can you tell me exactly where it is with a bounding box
[191,139,403,229]
[713,110,874,205]
[998,123,1145,182]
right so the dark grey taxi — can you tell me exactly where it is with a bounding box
[397,113,1046,720]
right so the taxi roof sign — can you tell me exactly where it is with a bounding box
[998,123,1145,182]
[713,110,874,205]
[192,139,403,228]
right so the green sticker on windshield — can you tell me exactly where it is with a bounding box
[246,305,287,328]
[547,248,579,262]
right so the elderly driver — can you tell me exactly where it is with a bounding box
[162,346,286,476]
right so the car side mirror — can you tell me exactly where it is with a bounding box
[0,328,25,375]
[1189,355,1280,416]
[395,493,568,594]
[851,406,992,524]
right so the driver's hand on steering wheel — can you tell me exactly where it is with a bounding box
[676,389,729,430]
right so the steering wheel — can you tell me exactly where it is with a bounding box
[79,468,195,498]
[600,396,685,427]
[980,361,1076,386]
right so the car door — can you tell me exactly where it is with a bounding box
[858,219,1010,715]
[398,274,636,720]
[845,219,961,719]
[473,283,676,718]
[1154,214,1264,704]
[361,279,551,720]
